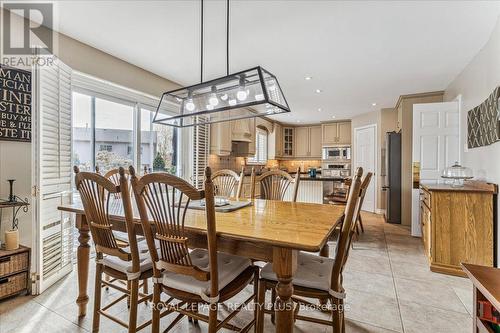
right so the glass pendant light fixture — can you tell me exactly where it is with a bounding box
[153,0,290,128]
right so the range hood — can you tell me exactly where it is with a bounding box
[232,118,252,142]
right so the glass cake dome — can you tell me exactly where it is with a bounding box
[441,162,473,187]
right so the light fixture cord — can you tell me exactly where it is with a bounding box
[226,0,229,76]
[200,0,204,83]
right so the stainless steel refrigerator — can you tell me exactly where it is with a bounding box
[383,132,401,224]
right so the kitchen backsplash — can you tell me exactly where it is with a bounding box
[276,160,322,172]
[208,155,321,174]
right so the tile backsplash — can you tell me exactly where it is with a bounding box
[208,155,321,174]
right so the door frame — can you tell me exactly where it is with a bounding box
[353,123,378,213]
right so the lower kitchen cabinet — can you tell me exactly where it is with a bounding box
[420,182,497,277]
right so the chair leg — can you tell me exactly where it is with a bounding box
[142,278,148,295]
[208,302,218,333]
[355,223,360,236]
[152,282,161,333]
[127,281,131,308]
[92,263,103,333]
[331,297,345,333]
[270,286,276,325]
[254,274,264,333]
[128,279,139,333]
[358,215,364,233]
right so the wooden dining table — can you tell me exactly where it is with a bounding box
[58,197,344,333]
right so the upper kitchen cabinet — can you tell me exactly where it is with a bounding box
[322,121,351,145]
[268,122,283,159]
[310,126,322,157]
[294,126,322,158]
[283,127,294,157]
[295,127,310,157]
[210,122,232,156]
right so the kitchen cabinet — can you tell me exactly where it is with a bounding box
[283,127,294,157]
[210,122,232,156]
[337,122,351,144]
[294,126,322,158]
[295,127,310,157]
[268,123,283,159]
[322,121,351,145]
[309,126,322,157]
[420,182,497,277]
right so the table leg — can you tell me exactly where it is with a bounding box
[76,214,90,317]
[272,247,297,333]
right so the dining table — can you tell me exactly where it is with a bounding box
[58,197,344,333]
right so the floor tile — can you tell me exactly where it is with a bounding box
[345,289,403,332]
[394,277,468,314]
[343,270,397,299]
[399,300,472,333]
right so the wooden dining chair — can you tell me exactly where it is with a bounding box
[250,168,300,201]
[255,167,364,333]
[211,167,244,199]
[128,166,259,333]
[320,172,373,257]
[74,166,153,333]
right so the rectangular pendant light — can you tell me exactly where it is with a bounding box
[152,66,290,128]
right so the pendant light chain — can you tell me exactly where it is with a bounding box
[200,0,204,83]
[226,0,230,76]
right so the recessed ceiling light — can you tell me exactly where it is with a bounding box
[318,108,322,112]
[305,76,312,80]
[315,89,322,93]
[332,115,336,119]
[296,120,301,123]
[372,102,377,106]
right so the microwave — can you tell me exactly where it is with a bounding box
[322,146,351,161]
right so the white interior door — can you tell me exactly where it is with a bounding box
[411,101,460,236]
[32,55,74,294]
[354,124,377,213]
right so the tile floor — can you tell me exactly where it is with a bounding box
[0,213,473,332]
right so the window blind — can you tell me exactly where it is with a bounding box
[248,128,268,164]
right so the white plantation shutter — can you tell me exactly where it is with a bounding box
[32,56,73,293]
[192,123,209,189]
[248,128,267,164]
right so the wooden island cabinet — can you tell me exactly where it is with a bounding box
[420,181,497,277]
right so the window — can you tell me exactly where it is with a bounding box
[72,92,92,172]
[248,127,268,164]
[140,108,176,174]
[100,145,113,152]
[71,83,177,176]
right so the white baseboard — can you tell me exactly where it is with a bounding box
[375,209,386,215]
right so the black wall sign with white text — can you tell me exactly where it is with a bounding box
[0,65,32,142]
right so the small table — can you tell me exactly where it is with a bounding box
[59,198,344,333]
[462,263,500,332]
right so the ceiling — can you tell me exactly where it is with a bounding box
[52,0,500,124]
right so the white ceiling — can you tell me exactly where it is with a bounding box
[52,0,500,124]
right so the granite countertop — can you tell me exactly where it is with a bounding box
[299,175,347,181]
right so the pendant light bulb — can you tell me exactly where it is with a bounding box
[237,77,247,101]
[208,86,219,106]
[185,91,196,112]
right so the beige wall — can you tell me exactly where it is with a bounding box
[444,14,500,261]
[0,9,179,246]
[396,92,444,226]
